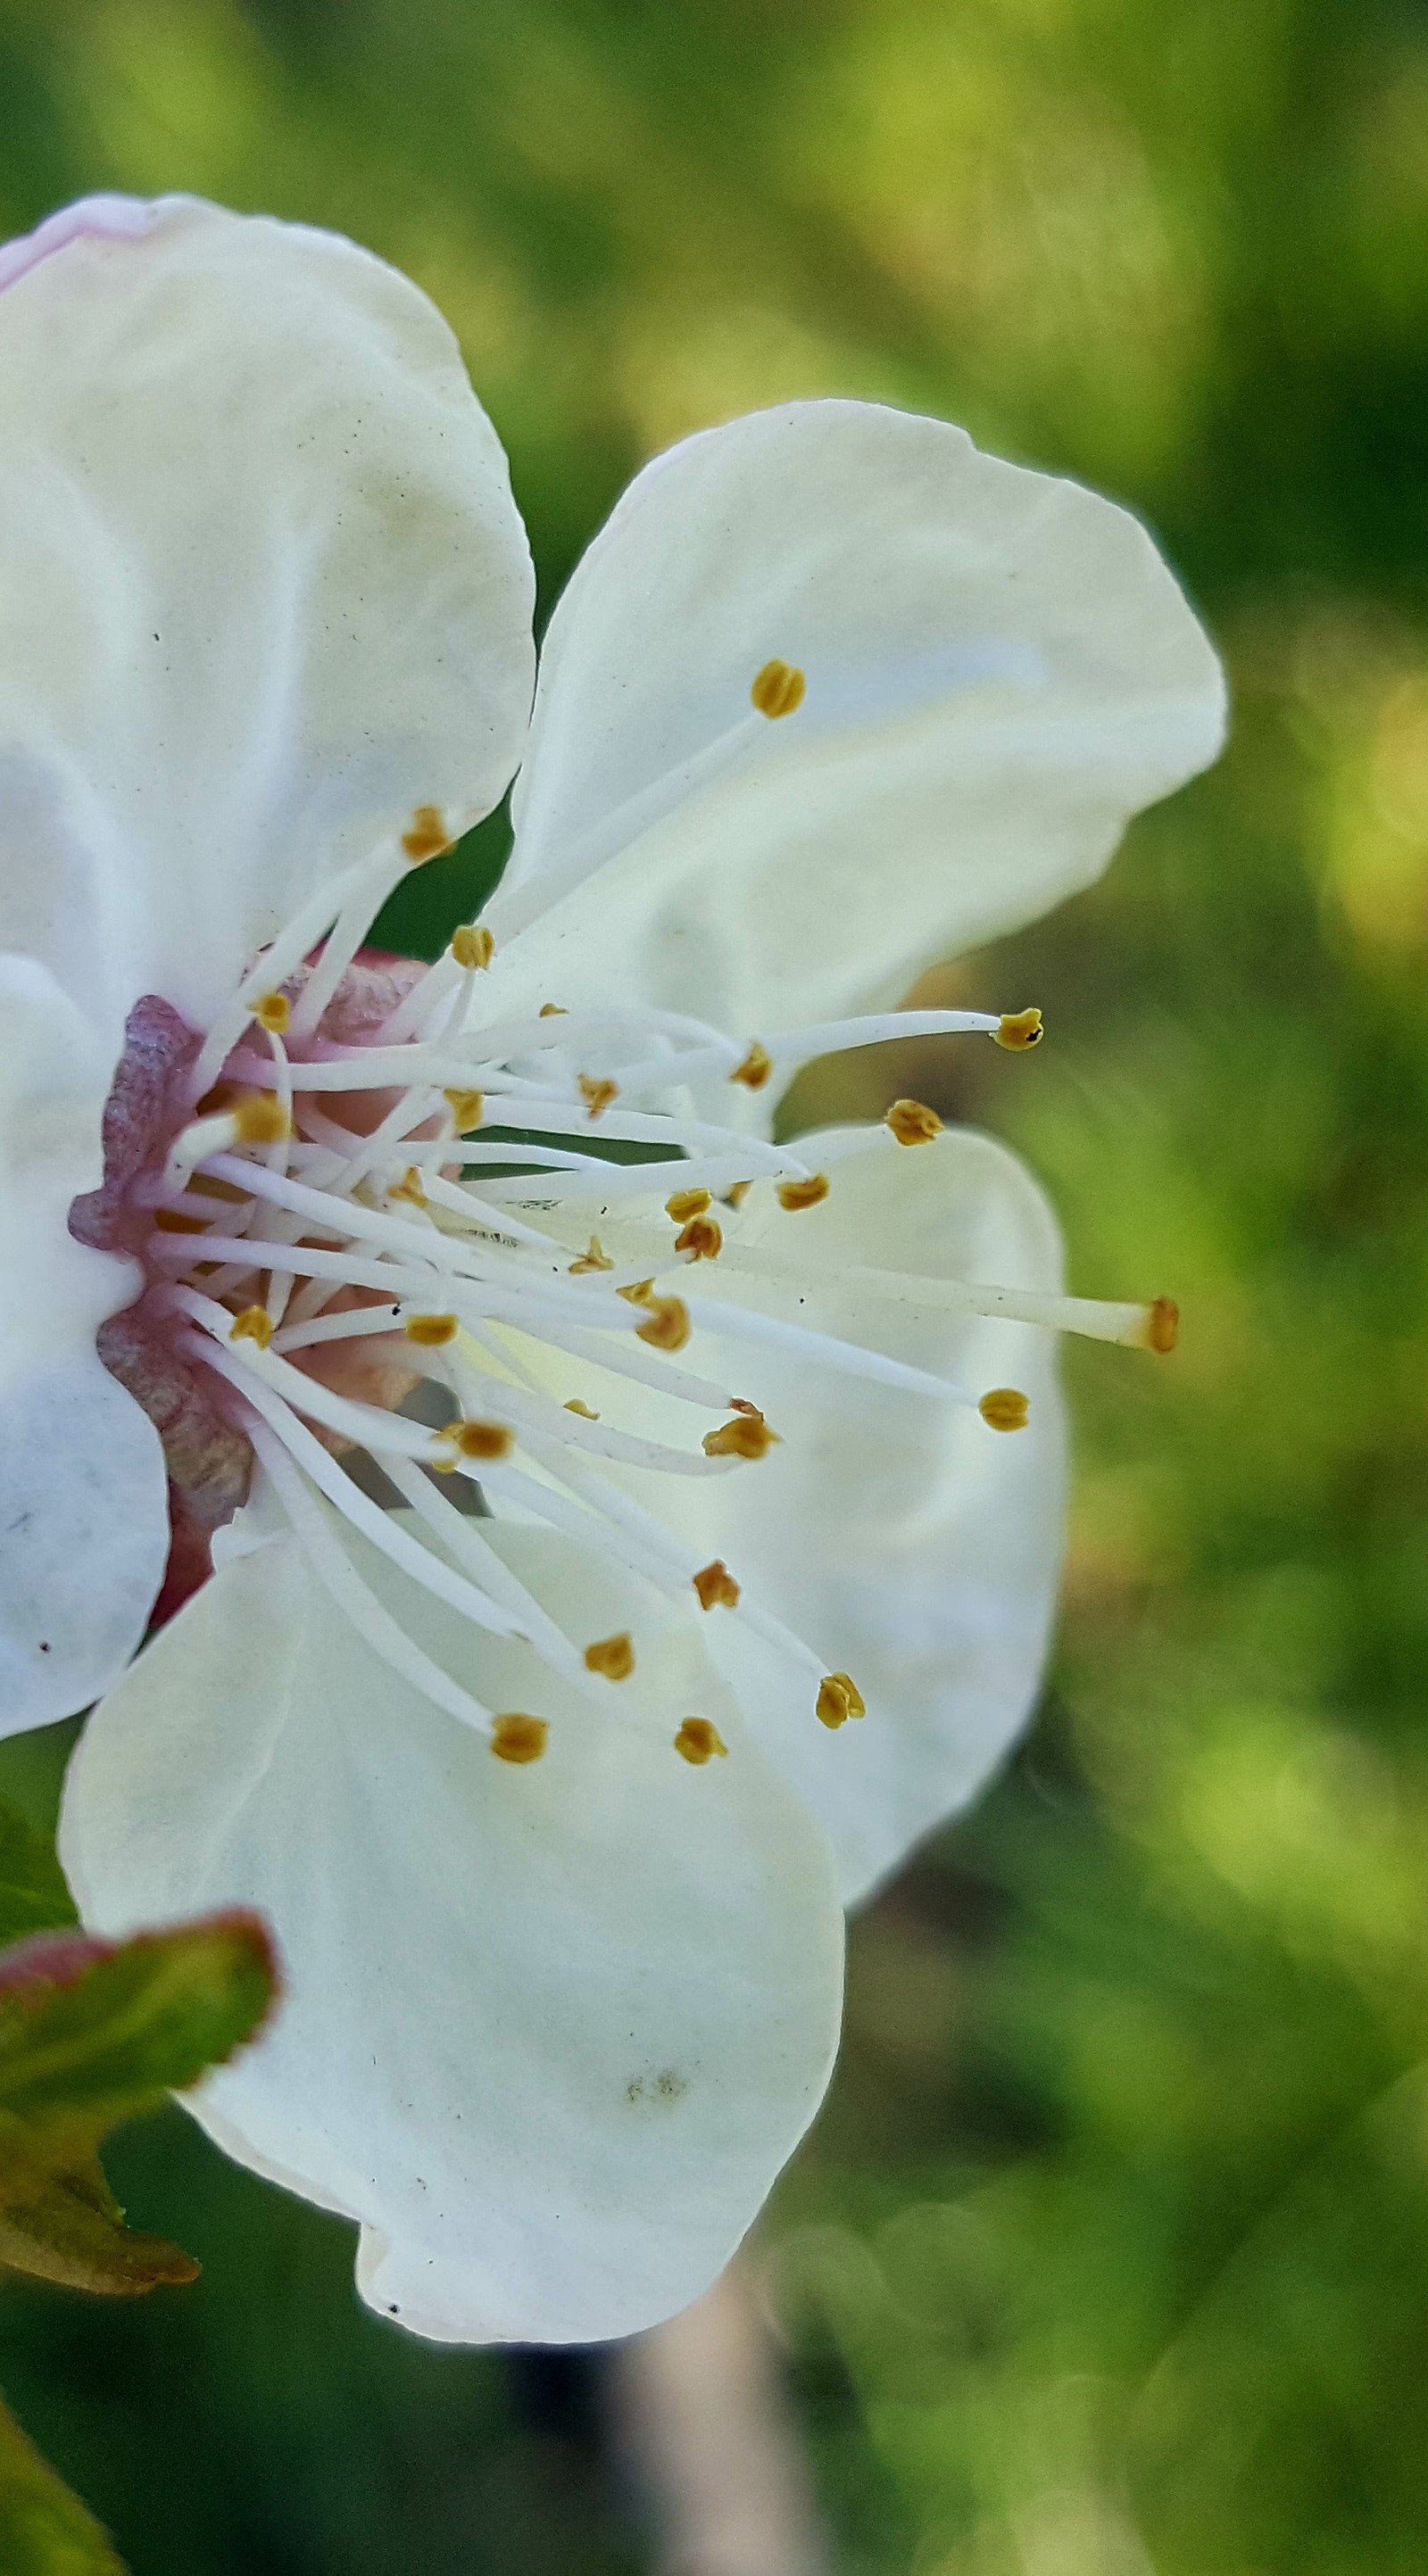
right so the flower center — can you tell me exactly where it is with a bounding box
[70,813,1175,1759]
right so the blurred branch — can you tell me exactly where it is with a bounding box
[609,2262,830,2576]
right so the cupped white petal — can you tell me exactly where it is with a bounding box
[0,195,536,1043]
[61,1513,843,2344]
[535,1126,1067,1904]
[484,401,1223,1034]
[0,956,167,1731]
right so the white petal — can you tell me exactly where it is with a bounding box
[0,195,535,1042]
[485,400,1224,1033]
[61,1515,843,2344]
[540,1127,1067,1904]
[0,955,168,1730]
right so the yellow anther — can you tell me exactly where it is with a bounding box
[229,1306,274,1350]
[693,1560,741,1611]
[584,1632,635,1682]
[979,1387,1030,1432]
[618,1279,655,1305]
[702,1410,778,1460]
[403,1313,459,1348]
[730,1043,772,1091]
[816,1672,866,1729]
[666,1188,712,1223]
[1144,1296,1180,1354]
[252,991,290,1036]
[725,1180,753,1209]
[387,1165,428,1207]
[776,1172,830,1213]
[539,1002,568,1017]
[444,1418,514,1462]
[751,658,806,719]
[675,1214,723,1261]
[635,1296,691,1354]
[451,924,494,971]
[569,1237,614,1274]
[443,1088,484,1133]
[491,1713,548,1765]
[675,1718,728,1765]
[578,1074,619,1120]
[565,1399,600,1420]
[402,804,452,863]
[885,1097,943,1147]
[994,1008,1044,1051]
[233,1093,292,1147]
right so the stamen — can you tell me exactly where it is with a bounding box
[751,659,805,718]
[776,1173,830,1212]
[444,1419,516,1462]
[229,1306,275,1350]
[731,1043,772,1090]
[884,1098,942,1147]
[491,1715,548,1765]
[250,1425,497,1735]
[816,1672,866,1729]
[444,1089,485,1132]
[451,924,494,970]
[619,1280,655,1305]
[540,1002,568,1017]
[253,992,291,1035]
[994,1008,1043,1050]
[635,1296,691,1353]
[578,1075,619,1120]
[569,1238,614,1274]
[979,1387,1030,1432]
[404,1313,460,1348]
[675,1719,727,1764]
[584,1633,635,1681]
[693,1561,740,1611]
[1144,1296,1180,1354]
[233,1093,292,1147]
[674,1215,722,1260]
[565,1400,600,1420]
[702,1412,777,1460]
[666,1188,711,1222]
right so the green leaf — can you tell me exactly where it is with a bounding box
[0,1807,77,1952]
[0,1913,277,2141]
[0,2154,197,2299]
[0,2394,124,2574]
[0,1913,277,2297]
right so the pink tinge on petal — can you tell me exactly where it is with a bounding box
[0,194,166,296]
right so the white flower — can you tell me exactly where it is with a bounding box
[0,195,1224,2344]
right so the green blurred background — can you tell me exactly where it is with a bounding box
[3,0,1428,2567]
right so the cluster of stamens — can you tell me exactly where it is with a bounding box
[90,660,1176,1770]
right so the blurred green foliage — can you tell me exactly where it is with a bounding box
[0,0,1425,2567]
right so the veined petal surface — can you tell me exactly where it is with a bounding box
[61,1517,843,2344]
[0,194,535,1045]
[486,401,1224,1033]
[0,956,167,1731]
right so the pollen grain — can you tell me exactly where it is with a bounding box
[675,1718,728,1764]
[491,1714,548,1765]
[585,1632,635,1682]
[885,1097,942,1147]
[751,659,805,719]
[693,1560,741,1611]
